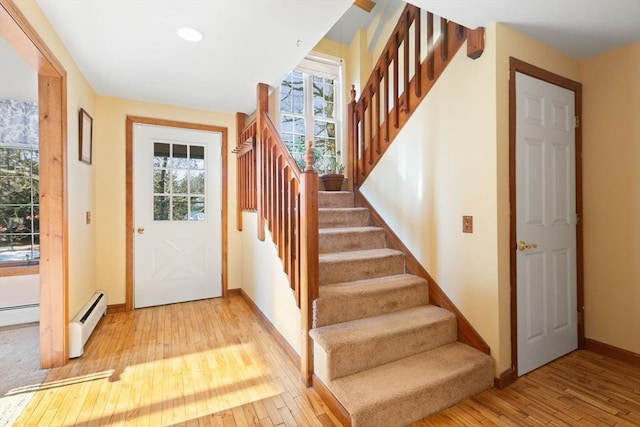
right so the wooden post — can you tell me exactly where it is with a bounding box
[467,27,485,60]
[299,169,318,386]
[256,83,269,241]
[347,85,356,190]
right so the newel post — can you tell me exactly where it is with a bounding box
[256,83,269,241]
[300,140,319,386]
[347,85,357,190]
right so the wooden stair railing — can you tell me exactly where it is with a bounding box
[234,84,319,386]
[346,4,489,355]
[348,4,485,188]
[234,4,486,386]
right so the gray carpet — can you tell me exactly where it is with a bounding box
[0,323,49,427]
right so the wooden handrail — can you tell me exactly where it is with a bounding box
[348,4,484,188]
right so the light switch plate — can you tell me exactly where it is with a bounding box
[86,211,91,225]
[463,215,473,233]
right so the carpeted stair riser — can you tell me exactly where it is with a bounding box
[319,249,405,286]
[318,191,355,208]
[319,227,386,254]
[329,342,495,427]
[313,274,429,327]
[313,190,495,426]
[318,208,370,228]
[311,305,457,380]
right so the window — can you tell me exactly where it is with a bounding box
[153,142,206,221]
[279,54,342,173]
[0,99,39,266]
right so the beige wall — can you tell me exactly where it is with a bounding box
[94,96,241,305]
[581,41,640,354]
[240,212,302,354]
[14,0,97,319]
[360,24,502,369]
[360,22,592,374]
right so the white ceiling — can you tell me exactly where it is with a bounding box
[35,0,639,115]
[35,0,353,114]
[411,0,640,61]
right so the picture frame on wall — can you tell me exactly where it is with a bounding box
[79,108,93,164]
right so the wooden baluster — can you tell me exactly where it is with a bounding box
[236,113,244,230]
[356,108,363,186]
[384,53,390,141]
[276,156,283,258]
[393,36,399,129]
[251,147,256,210]
[367,87,373,160]
[441,17,449,62]
[403,9,410,112]
[414,8,421,98]
[285,175,294,285]
[373,68,382,154]
[455,23,464,40]
[374,70,381,155]
[427,12,434,81]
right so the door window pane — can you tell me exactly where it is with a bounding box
[152,142,206,221]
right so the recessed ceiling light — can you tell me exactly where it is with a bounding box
[177,27,203,42]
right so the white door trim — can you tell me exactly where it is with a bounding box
[507,57,584,384]
[125,116,228,311]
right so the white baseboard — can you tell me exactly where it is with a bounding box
[0,304,39,327]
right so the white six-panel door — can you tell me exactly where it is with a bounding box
[134,124,222,308]
[516,72,577,375]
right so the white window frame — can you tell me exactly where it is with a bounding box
[278,52,344,172]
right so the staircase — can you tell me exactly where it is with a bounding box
[311,191,494,427]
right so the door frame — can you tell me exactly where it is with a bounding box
[1,0,68,368]
[125,116,228,311]
[509,57,584,378]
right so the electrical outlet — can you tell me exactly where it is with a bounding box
[463,215,473,233]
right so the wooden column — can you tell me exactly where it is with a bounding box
[256,83,269,241]
[299,141,318,386]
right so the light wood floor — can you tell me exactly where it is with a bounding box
[13,295,640,426]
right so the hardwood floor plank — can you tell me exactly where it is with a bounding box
[11,296,640,427]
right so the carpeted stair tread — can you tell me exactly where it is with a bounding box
[314,274,429,327]
[329,342,495,427]
[319,248,405,285]
[318,207,370,228]
[310,305,456,380]
[319,191,354,208]
[319,226,386,254]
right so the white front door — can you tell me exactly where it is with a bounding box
[516,72,577,375]
[133,124,222,308]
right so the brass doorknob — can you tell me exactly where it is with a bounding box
[137,227,145,234]
[518,240,538,251]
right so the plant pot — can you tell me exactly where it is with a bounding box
[320,173,344,191]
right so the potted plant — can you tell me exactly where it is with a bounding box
[318,151,345,191]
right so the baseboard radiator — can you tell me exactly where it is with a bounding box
[69,291,107,358]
